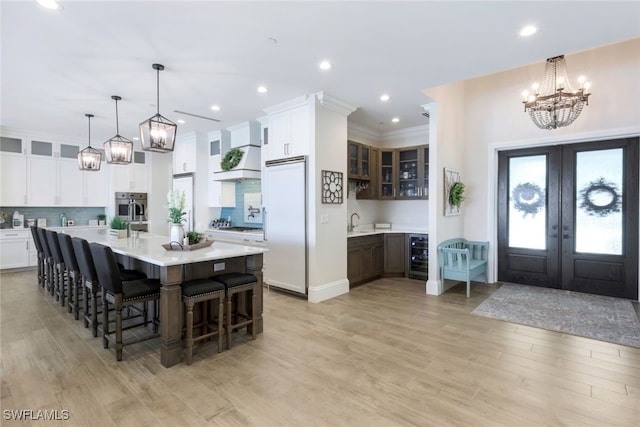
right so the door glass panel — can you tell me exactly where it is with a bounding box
[508,155,547,250]
[575,148,623,255]
[361,146,369,177]
[348,143,358,175]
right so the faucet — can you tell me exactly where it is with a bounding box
[128,199,143,238]
[349,212,360,232]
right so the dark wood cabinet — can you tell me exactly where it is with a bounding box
[347,234,384,287]
[384,233,406,275]
[348,141,377,199]
[377,145,429,200]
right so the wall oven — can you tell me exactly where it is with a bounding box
[115,192,148,231]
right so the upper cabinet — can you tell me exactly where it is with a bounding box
[347,141,371,180]
[173,133,197,174]
[374,145,429,200]
[265,100,309,160]
[0,137,28,205]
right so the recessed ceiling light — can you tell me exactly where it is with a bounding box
[380,94,390,102]
[210,105,220,111]
[177,119,185,124]
[319,60,332,70]
[257,85,268,94]
[391,117,400,123]
[519,25,537,37]
[37,0,62,10]
[133,137,139,141]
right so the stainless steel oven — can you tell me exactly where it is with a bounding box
[115,192,148,230]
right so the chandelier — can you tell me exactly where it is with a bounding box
[522,55,591,130]
[139,63,177,153]
[104,95,133,164]
[78,114,102,171]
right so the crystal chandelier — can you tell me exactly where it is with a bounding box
[78,114,102,171]
[139,63,177,153]
[522,55,591,130]
[104,95,133,164]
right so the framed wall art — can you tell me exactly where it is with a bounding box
[321,170,343,204]
[444,167,461,216]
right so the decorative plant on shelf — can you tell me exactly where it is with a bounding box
[109,216,129,230]
[449,181,466,207]
[97,214,107,221]
[186,231,202,245]
[167,190,186,224]
[220,148,244,171]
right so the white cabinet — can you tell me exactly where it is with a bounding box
[173,133,197,174]
[110,152,148,193]
[57,157,84,206]
[29,156,57,205]
[207,131,235,208]
[267,104,309,160]
[83,167,108,206]
[0,153,28,205]
[0,229,30,269]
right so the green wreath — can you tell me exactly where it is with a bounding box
[220,148,244,171]
[449,181,465,207]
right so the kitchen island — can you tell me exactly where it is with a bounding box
[58,228,266,367]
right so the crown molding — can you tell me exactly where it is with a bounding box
[314,92,358,116]
[382,124,429,140]
[347,122,383,142]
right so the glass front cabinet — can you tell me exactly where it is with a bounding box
[379,145,428,200]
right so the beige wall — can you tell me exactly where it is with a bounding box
[424,37,640,294]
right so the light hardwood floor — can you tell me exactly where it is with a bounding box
[1,270,639,426]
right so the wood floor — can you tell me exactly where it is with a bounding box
[1,270,639,426]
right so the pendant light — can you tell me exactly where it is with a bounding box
[78,114,102,171]
[139,63,177,153]
[104,95,133,164]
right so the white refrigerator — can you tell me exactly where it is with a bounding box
[263,156,307,295]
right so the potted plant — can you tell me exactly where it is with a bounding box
[167,190,187,242]
[185,231,202,245]
[449,181,466,207]
[108,216,129,239]
[97,214,107,226]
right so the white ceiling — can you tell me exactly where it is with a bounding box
[2,1,639,143]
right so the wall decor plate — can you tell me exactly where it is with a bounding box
[322,170,343,204]
[444,167,461,216]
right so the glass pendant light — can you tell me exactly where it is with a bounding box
[104,95,133,164]
[78,113,102,171]
[139,63,177,153]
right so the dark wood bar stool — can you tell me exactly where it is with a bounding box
[29,226,45,288]
[181,278,226,364]
[213,273,257,349]
[58,233,83,320]
[45,229,67,305]
[90,243,161,361]
[72,237,147,337]
[36,227,54,295]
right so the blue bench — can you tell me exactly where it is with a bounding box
[437,238,489,297]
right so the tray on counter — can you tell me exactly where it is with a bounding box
[162,240,213,251]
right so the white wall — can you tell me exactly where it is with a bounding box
[307,94,353,302]
[425,37,640,295]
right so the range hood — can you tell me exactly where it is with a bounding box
[213,121,262,181]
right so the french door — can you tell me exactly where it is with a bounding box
[498,137,638,299]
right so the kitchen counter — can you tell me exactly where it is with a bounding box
[347,225,428,238]
[206,228,265,247]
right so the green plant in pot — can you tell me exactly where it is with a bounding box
[109,216,129,230]
[97,214,107,221]
[449,181,466,207]
[186,231,202,245]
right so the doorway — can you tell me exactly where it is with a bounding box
[497,137,638,299]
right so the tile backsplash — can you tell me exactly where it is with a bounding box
[219,181,263,228]
[0,206,106,228]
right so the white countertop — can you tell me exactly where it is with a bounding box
[205,228,264,240]
[59,228,267,267]
[347,225,428,238]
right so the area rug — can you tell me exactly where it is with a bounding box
[472,283,640,348]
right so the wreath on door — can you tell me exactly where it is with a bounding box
[220,148,244,171]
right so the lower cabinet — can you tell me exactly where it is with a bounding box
[384,233,406,275]
[0,229,32,269]
[347,234,384,287]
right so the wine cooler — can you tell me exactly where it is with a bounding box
[408,234,428,279]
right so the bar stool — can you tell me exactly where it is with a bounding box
[72,237,147,337]
[90,243,161,361]
[181,278,226,364]
[58,233,83,320]
[213,273,257,349]
[29,226,45,288]
[37,227,53,295]
[45,229,67,305]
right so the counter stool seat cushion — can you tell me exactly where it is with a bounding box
[119,279,161,301]
[213,273,257,349]
[182,279,226,364]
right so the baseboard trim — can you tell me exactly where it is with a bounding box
[308,279,349,303]
[426,279,442,295]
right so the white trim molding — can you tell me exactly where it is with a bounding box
[308,278,349,303]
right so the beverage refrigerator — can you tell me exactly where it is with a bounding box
[408,234,428,279]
